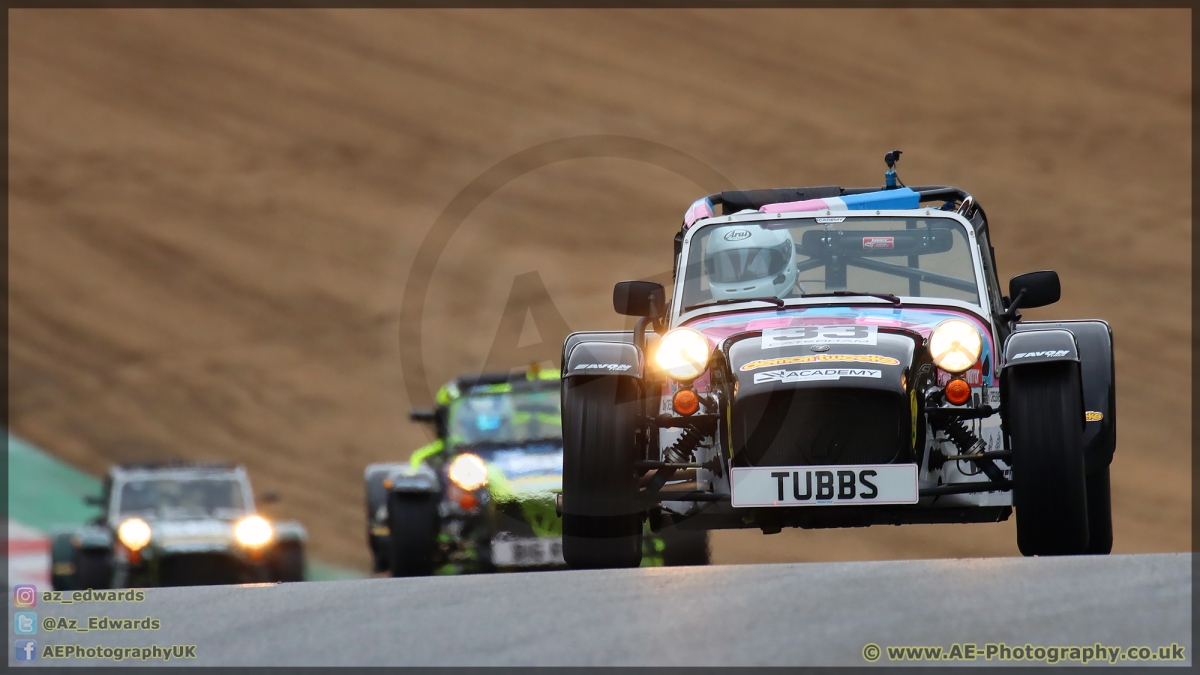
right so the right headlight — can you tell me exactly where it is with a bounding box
[117,518,152,551]
[929,319,983,374]
[447,453,488,491]
[654,327,712,382]
[234,516,274,547]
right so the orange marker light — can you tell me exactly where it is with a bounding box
[458,492,478,510]
[944,378,971,406]
[673,388,700,416]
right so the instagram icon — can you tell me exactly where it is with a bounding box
[13,585,37,607]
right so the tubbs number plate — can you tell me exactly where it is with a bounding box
[730,464,918,507]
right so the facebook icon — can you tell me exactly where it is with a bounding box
[15,639,38,662]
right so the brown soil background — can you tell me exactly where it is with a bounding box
[9,9,1190,570]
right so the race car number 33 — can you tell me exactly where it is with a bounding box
[730,464,918,507]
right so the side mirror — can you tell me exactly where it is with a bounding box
[409,408,437,424]
[260,492,281,504]
[84,495,104,507]
[1008,270,1061,310]
[613,281,666,318]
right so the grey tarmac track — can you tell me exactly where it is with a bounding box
[13,553,1191,667]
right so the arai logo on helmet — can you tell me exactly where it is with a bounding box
[723,229,752,242]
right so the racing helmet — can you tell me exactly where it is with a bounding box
[703,223,798,301]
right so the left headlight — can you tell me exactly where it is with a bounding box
[654,328,712,382]
[234,516,273,547]
[117,518,152,551]
[929,319,983,374]
[447,453,488,491]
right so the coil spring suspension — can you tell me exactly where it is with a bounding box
[942,419,985,457]
[938,418,1005,483]
[645,424,711,494]
[664,425,706,464]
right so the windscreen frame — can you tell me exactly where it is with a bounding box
[673,210,990,325]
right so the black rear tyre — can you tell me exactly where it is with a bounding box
[1084,464,1113,554]
[1009,361,1089,556]
[661,528,710,567]
[387,492,440,577]
[369,536,389,573]
[562,375,643,569]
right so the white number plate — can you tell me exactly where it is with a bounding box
[491,536,565,567]
[731,464,918,507]
[762,324,878,347]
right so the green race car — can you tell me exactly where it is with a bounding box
[365,368,707,575]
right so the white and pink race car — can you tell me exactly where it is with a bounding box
[559,154,1116,568]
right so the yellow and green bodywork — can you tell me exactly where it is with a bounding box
[413,368,662,572]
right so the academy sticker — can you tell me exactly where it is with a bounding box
[753,368,882,384]
[740,354,900,371]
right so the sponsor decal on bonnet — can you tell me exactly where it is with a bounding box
[753,368,882,384]
[740,354,900,371]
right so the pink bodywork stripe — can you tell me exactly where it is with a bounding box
[745,317,794,331]
[760,196,847,213]
[683,198,714,228]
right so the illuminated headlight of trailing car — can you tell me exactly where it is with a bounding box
[929,319,983,374]
[117,518,152,551]
[447,453,488,491]
[234,515,273,547]
[654,327,712,382]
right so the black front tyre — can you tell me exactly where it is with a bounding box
[562,375,643,569]
[387,492,440,577]
[1084,464,1113,555]
[74,548,111,590]
[1009,361,1089,556]
[51,533,79,591]
[269,542,306,582]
